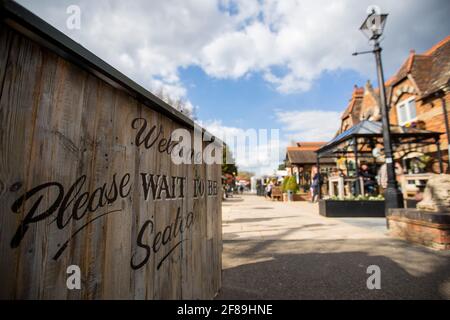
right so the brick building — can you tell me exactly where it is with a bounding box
[388,36,450,172]
[338,79,391,135]
[339,86,364,133]
[337,35,450,173]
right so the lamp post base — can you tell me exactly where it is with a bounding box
[384,187,404,213]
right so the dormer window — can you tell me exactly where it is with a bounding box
[396,97,416,125]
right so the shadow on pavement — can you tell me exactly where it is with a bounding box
[223,216,299,224]
[216,240,450,300]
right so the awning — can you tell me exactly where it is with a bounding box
[316,120,442,159]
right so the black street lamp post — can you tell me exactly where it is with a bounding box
[354,9,404,210]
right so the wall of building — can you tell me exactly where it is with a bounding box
[389,77,450,172]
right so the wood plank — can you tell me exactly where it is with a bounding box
[85,80,117,299]
[0,22,223,300]
[102,91,136,299]
[36,55,86,299]
[0,33,46,299]
[75,73,100,299]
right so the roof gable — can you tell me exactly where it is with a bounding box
[390,36,450,97]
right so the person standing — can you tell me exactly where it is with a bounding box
[266,181,273,198]
[310,166,322,203]
[359,163,377,195]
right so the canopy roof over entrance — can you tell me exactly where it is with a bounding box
[316,120,442,159]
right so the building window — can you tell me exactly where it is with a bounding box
[396,97,416,125]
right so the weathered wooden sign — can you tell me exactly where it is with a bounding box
[0,1,222,299]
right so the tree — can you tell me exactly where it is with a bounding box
[153,87,194,119]
[222,145,238,176]
[278,163,286,171]
[238,171,254,180]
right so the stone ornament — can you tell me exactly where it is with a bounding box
[417,174,450,212]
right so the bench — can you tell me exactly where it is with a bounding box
[271,187,283,201]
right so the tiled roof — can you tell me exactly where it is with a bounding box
[287,150,317,164]
[295,142,327,150]
[390,35,450,96]
[423,35,450,56]
[423,36,450,95]
[286,147,332,164]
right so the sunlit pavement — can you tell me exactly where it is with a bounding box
[216,194,450,300]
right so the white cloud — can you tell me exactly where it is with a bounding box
[17,0,450,98]
[17,0,231,114]
[188,109,341,175]
[201,22,278,78]
[263,72,312,94]
[275,110,341,142]
[202,110,341,175]
[201,120,281,175]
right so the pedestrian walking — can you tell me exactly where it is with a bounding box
[310,166,322,203]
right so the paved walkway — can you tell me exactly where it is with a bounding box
[216,194,450,299]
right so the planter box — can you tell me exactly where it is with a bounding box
[293,194,308,201]
[319,200,385,217]
[283,193,308,202]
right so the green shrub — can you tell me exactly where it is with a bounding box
[282,176,298,193]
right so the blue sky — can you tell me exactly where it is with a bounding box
[181,66,366,127]
[17,0,450,174]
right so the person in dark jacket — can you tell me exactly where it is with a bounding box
[310,166,322,203]
[359,163,377,195]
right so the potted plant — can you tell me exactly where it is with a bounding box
[282,176,299,202]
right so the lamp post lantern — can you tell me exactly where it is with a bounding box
[354,9,404,210]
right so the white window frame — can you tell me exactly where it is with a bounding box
[396,96,417,126]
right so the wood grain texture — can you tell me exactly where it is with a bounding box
[0,23,222,300]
